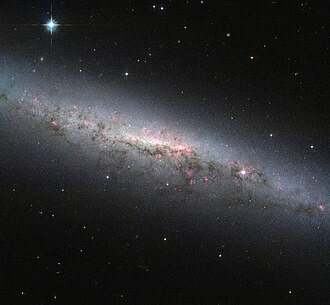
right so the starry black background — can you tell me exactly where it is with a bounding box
[0,1,329,305]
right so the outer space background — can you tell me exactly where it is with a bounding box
[0,1,329,305]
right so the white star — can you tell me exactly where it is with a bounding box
[46,19,57,31]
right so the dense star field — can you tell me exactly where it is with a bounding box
[0,1,329,305]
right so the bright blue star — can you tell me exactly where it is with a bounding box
[46,19,57,31]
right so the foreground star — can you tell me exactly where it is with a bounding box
[46,18,57,32]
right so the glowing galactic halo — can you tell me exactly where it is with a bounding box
[0,86,327,218]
